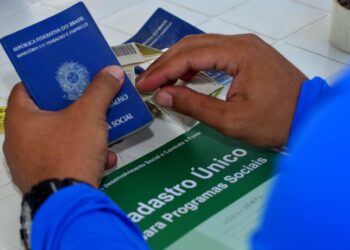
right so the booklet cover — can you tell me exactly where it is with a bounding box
[102,123,278,249]
[126,8,232,86]
[0,2,153,144]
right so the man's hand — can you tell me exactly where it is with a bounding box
[3,65,124,193]
[136,34,307,147]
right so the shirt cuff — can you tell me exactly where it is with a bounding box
[32,183,147,250]
[289,77,329,144]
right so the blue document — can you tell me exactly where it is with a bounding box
[126,8,232,85]
[1,2,153,144]
[126,8,203,50]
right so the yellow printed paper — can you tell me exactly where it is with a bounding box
[0,107,6,134]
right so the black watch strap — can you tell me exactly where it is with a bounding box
[20,178,85,250]
[22,178,83,218]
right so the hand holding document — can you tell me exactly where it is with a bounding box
[113,42,223,129]
[1,3,153,145]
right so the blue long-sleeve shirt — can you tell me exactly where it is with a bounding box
[32,73,350,249]
[252,73,350,250]
[32,184,149,249]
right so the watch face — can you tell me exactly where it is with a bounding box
[20,201,32,249]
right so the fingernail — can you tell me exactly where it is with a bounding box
[156,91,173,107]
[135,75,144,88]
[108,66,125,83]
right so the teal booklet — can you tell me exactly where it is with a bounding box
[0,2,153,144]
[102,123,278,249]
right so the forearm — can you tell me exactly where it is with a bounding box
[32,184,149,250]
[289,77,330,143]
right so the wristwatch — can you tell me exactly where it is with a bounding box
[20,178,83,250]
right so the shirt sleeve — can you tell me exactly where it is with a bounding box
[288,77,329,143]
[31,184,150,250]
[252,71,350,250]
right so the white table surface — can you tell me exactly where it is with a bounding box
[0,0,349,249]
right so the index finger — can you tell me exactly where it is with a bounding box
[141,34,227,75]
[136,42,242,93]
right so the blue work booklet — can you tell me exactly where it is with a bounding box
[0,2,153,144]
[126,8,232,85]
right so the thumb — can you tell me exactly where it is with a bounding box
[7,83,39,112]
[105,150,118,169]
[77,65,124,113]
[155,86,230,130]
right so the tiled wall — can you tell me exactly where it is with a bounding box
[0,0,348,249]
